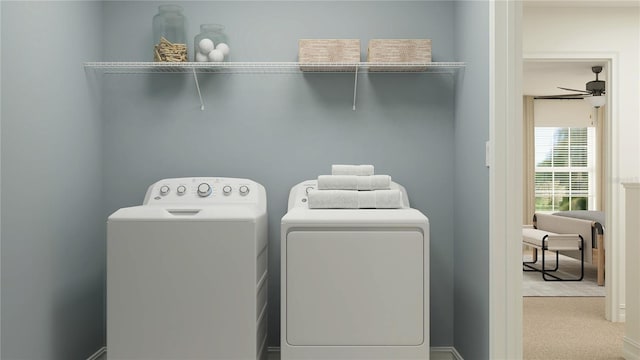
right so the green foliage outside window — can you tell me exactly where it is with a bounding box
[534,127,591,211]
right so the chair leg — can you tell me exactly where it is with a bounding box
[523,248,539,272]
[596,234,605,286]
[524,247,538,263]
[523,248,561,271]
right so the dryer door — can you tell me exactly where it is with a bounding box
[286,230,424,346]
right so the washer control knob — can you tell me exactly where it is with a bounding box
[197,183,212,197]
[223,185,232,195]
[159,185,170,196]
[305,186,314,195]
[177,185,187,196]
[239,185,250,196]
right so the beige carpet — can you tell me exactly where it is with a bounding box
[524,297,625,359]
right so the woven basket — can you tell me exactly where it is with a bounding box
[298,39,360,71]
[367,39,432,71]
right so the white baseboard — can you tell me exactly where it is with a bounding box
[86,346,106,360]
[96,345,463,360]
[623,336,640,360]
[268,346,463,360]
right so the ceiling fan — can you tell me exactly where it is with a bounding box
[536,66,606,107]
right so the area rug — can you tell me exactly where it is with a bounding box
[522,252,605,297]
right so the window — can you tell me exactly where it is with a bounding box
[534,127,596,211]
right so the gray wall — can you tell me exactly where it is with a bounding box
[1,1,105,359]
[0,1,494,358]
[101,0,457,349]
[453,1,491,359]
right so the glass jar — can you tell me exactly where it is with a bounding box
[152,5,187,62]
[193,24,230,62]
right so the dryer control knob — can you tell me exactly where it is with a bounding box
[197,183,212,197]
[223,185,232,195]
[177,185,187,196]
[160,185,170,196]
[239,185,250,196]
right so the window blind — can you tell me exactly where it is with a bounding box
[534,127,596,211]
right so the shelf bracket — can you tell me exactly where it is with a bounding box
[192,68,205,111]
[352,64,359,111]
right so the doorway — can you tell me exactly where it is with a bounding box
[521,55,618,323]
[490,2,638,358]
[521,58,617,357]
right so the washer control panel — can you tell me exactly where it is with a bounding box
[143,177,259,205]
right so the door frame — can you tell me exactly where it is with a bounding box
[522,53,619,323]
[490,1,625,358]
[489,1,523,357]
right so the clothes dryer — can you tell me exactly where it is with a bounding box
[107,177,267,360]
[281,180,429,359]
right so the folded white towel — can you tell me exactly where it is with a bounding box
[317,175,391,191]
[307,189,403,209]
[308,190,357,209]
[331,164,375,176]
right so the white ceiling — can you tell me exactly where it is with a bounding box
[523,61,607,96]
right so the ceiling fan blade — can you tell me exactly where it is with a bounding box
[558,86,591,94]
[535,94,585,99]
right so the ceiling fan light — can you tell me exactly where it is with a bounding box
[585,95,606,108]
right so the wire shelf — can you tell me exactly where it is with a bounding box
[84,61,465,74]
[84,61,465,111]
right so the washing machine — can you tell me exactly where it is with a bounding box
[107,177,268,360]
[281,180,429,360]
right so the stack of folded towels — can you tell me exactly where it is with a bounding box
[307,164,404,209]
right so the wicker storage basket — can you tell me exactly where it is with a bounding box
[367,39,432,71]
[298,39,360,71]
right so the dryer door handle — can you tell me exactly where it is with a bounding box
[166,209,202,216]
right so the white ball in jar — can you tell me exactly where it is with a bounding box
[195,51,209,62]
[216,43,230,56]
[198,38,215,54]
[208,49,224,62]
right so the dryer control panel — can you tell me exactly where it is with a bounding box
[287,180,318,210]
[143,177,261,205]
